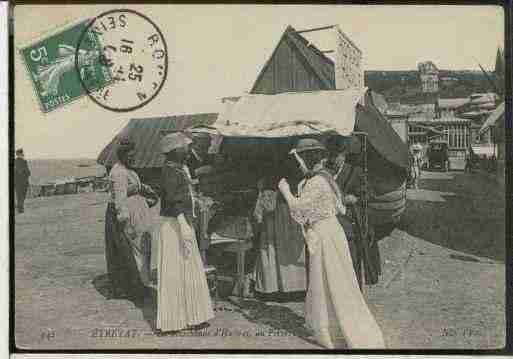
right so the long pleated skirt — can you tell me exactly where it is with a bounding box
[156,217,214,332]
[304,216,386,349]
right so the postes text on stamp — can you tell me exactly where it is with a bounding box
[20,20,111,113]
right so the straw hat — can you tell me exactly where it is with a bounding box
[289,138,327,154]
[159,132,192,153]
[116,138,135,159]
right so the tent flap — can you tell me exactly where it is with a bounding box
[355,91,410,170]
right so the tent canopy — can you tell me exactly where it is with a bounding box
[192,88,409,171]
[354,91,409,170]
[210,88,366,137]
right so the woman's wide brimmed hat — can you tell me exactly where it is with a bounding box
[159,132,192,153]
[116,137,135,156]
[289,138,327,154]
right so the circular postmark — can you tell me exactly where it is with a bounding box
[75,9,168,112]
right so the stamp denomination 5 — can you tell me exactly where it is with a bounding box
[19,20,110,113]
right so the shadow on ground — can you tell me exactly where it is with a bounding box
[235,298,321,347]
[92,274,112,299]
[254,291,306,303]
[92,273,158,330]
[399,170,505,262]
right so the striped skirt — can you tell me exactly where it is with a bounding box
[155,217,214,332]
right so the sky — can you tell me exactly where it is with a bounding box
[13,4,504,159]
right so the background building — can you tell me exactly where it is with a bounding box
[418,61,440,93]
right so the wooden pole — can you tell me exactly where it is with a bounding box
[352,132,368,238]
[295,25,335,34]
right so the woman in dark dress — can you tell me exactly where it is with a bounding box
[104,138,155,304]
[155,132,214,333]
[252,175,306,295]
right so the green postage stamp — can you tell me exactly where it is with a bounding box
[19,19,112,113]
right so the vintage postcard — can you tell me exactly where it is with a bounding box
[12,4,506,352]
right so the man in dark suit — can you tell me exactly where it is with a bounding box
[15,148,31,213]
[330,152,382,289]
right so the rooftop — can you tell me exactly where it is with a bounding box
[438,98,469,109]
[409,116,470,124]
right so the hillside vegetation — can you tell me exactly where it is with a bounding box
[364,70,496,104]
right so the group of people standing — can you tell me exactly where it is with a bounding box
[104,133,385,349]
[278,138,385,348]
[105,133,214,334]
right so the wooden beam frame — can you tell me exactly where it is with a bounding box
[295,25,335,34]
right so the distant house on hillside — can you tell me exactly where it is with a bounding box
[418,61,439,93]
[365,69,490,103]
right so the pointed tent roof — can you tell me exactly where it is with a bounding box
[250,25,336,93]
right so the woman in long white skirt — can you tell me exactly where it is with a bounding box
[278,138,386,349]
[155,132,214,333]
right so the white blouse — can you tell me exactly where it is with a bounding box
[289,175,345,227]
[109,162,142,222]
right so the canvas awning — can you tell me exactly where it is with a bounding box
[191,88,409,171]
[206,87,367,137]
